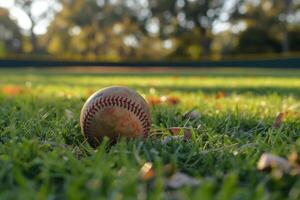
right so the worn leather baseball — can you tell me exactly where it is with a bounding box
[80,86,151,147]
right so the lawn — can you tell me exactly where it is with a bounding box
[0,68,299,200]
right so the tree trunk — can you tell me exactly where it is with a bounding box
[29,13,38,53]
[200,28,212,58]
[282,0,291,53]
[30,26,38,53]
[282,28,289,53]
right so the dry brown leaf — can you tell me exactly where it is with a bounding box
[147,95,180,106]
[257,153,291,173]
[183,130,193,141]
[167,127,184,135]
[146,96,161,106]
[160,95,180,105]
[139,162,155,181]
[167,127,193,142]
[183,109,201,120]
[273,112,288,128]
[215,91,226,100]
[2,85,24,96]
[257,152,300,178]
[166,172,200,189]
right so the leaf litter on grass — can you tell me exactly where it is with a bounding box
[257,152,300,179]
[1,85,25,96]
[1,69,300,199]
[139,162,200,190]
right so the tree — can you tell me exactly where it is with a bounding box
[46,0,172,61]
[0,8,22,55]
[231,0,300,54]
[14,0,58,53]
[288,29,300,51]
[235,26,281,54]
[139,0,228,59]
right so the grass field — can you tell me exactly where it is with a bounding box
[0,68,300,200]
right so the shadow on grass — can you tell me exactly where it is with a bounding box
[2,67,300,77]
[133,85,300,98]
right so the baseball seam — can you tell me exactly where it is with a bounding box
[82,96,150,139]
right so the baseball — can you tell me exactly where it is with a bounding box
[80,86,151,147]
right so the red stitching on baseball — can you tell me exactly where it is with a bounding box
[82,96,150,138]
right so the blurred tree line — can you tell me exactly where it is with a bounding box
[0,0,300,61]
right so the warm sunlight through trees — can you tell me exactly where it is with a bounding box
[0,0,299,61]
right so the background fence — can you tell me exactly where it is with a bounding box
[0,56,299,68]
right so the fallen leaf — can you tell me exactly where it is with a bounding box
[166,172,200,189]
[167,127,193,142]
[215,91,225,100]
[147,95,180,106]
[273,112,288,128]
[167,127,184,135]
[183,130,193,141]
[2,85,24,96]
[160,95,180,105]
[257,153,291,173]
[139,162,155,181]
[257,152,300,178]
[146,96,161,106]
[183,109,201,120]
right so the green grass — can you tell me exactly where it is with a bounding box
[0,68,300,200]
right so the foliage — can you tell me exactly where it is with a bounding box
[0,8,22,55]
[13,0,59,53]
[289,29,300,51]
[235,26,281,54]
[1,0,300,60]
[232,0,300,54]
